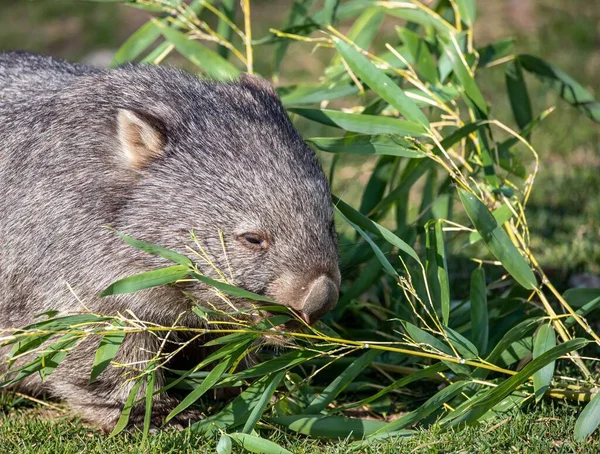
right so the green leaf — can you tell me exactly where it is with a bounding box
[111,20,161,66]
[308,134,425,158]
[445,326,479,360]
[359,156,396,215]
[517,54,600,122]
[445,338,589,426]
[340,362,448,410]
[575,391,600,441]
[216,434,233,454]
[289,108,429,137]
[334,37,429,128]
[114,231,192,267]
[273,415,389,439]
[381,4,455,36]
[152,19,240,80]
[427,221,450,324]
[458,188,537,290]
[466,204,513,247]
[343,212,397,278]
[334,197,423,266]
[228,433,292,454]
[442,39,488,115]
[470,267,489,355]
[532,323,556,402]
[454,0,476,26]
[89,327,126,383]
[280,84,358,105]
[15,313,111,333]
[242,371,285,434]
[273,0,316,78]
[396,28,438,84]
[506,60,533,133]
[190,272,274,303]
[111,377,143,436]
[371,381,469,436]
[166,354,233,423]
[564,296,600,329]
[192,374,280,434]
[100,265,190,296]
[158,337,256,395]
[323,0,340,25]
[563,288,600,308]
[482,318,541,366]
[371,159,432,216]
[330,7,384,67]
[216,0,236,58]
[477,38,514,68]
[302,349,382,415]
[142,368,156,446]
[402,322,470,375]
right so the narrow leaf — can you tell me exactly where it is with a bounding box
[289,108,429,137]
[303,349,382,414]
[153,19,240,80]
[470,267,489,355]
[228,433,292,454]
[89,327,126,383]
[458,188,537,290]
[111,20,161,66]
[273,415,388,439]
[532,323,556,401]
[100,265,190,296]
[575,391,600,441]
[506,60,533,132]
[242,371,285,433]
[308,134,425,158]
[334,37,429,127]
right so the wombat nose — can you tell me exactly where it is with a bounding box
[300,275,339,325]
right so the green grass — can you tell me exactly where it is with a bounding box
[0,398,597,453]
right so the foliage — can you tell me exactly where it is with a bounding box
[2,0,600,452]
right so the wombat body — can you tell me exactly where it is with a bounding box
[0,51,339,430]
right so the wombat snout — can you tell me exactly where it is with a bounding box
[299,275,339,324]
[269,269,340,325]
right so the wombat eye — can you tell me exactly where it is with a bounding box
[236,232,269,251]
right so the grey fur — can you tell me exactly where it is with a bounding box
[0,51,339,430]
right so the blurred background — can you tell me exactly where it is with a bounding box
[1,0,598,283]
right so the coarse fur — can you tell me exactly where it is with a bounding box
[0,51,340,430]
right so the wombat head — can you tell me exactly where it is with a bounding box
[96,68,340,324]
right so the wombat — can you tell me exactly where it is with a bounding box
[0,51,340,430]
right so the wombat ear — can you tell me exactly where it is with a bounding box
[239,73,278,97]
[117,109,167,169]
